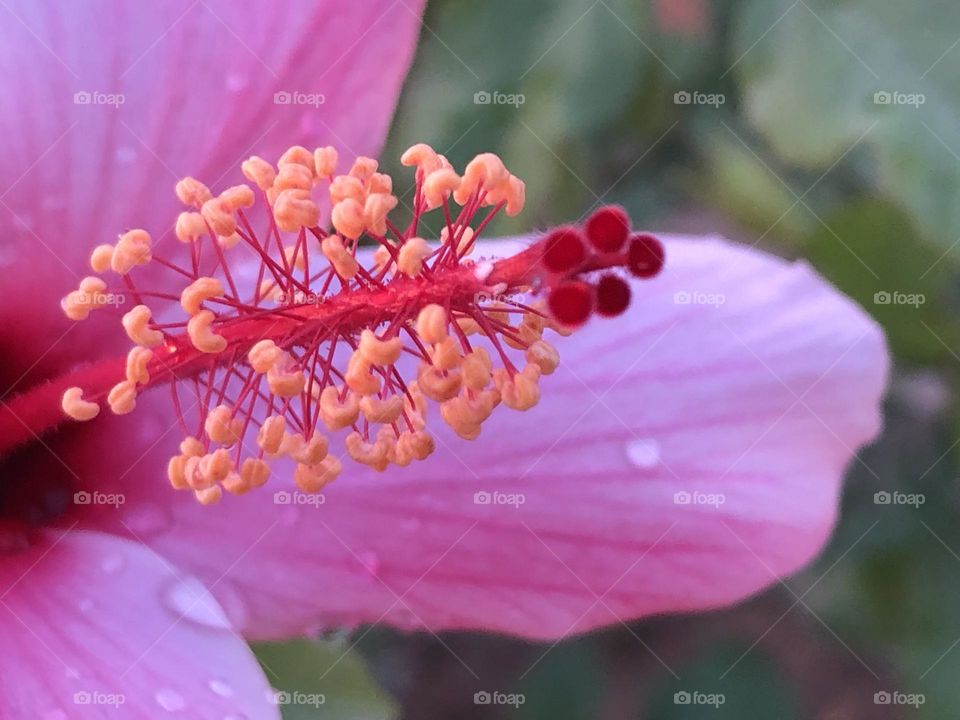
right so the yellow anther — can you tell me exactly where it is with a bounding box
[267,362,305,399]
[180,437,204,457]
[248,339,282,373]
[257,279,281,303]
[417,363,462,402]
[175,177,213,208]
[219,232,241,250]
[321,234,359,279]
[200,448,232,484]
[345,353,381,396]
[167,455,189,490]
[349,156,378,184]
[221,471,251,495]
[331,198,365,239]
[125,346,152,385]
[274,162,314,192]
[456,316,482,336]
[175,211,208,243]
[220,184,255,210]
[204,405,243,445]
[319,386,360,430]
[187,310,227,354]
[373,243,395,273]
[494,364,541,411]
[107,380,137,415]
[62,276,108,320]
[257,415,287,455]
[345,431,389,470]
[431,336,462,371]
[241,156,276,191]
[440,225,475,256]
[90,244,115,273]
[278,145,316,173]
[505,176,526,216]
[194,485,223,505]
[439,399,481,440]
[359,394,405,424]
[240,457,270,488]
[329,175,365,205]
[122,304,163,347]
[462,347,493,390]
[273,188,319,232]
[61,387,100,421]
[455,153,509,204]
[398,430,435,461]
[200,196,237,237]
[363,192,398,236]
[526,339,559,374]
[400,143,442,173]
[397,236,431,277]
[288,433,329,465]
[416,304,448,344]
[367,172,393,195]
[358,329,403,366]
[180,276,224,315]
[294,456,341,493]
[314,146,338,179]
[422,168,461,209]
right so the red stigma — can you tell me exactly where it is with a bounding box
[627,233,665,278]
[585,205,630,253]
[548,282,594,328]
[541,226,587,274]
[595,274,631,317]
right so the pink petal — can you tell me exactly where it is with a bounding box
[0,0,422,380]
[116,234,887,640]
[0,530,279,719]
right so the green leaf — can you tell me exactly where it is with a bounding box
[733,0,960,252]
[254,639,396,720]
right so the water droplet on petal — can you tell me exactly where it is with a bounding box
[155,688,186,712]
[162,576,231,630]
[100,554,125,574]
[212,579,250,632]
[208,678,234,698]
[626,438,660,469]
[123,503,171,537]
[225,73,247,92]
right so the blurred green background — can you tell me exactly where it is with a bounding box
[256,0,960,717]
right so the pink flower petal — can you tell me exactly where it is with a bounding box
[0,0,423,380]
[0,530,279,719]
[115,234,887,640]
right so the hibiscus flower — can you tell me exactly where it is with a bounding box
[0,1,887,718]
